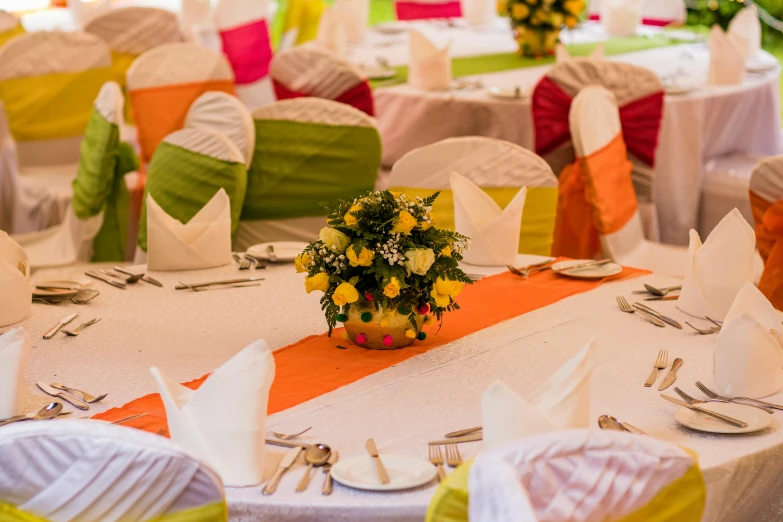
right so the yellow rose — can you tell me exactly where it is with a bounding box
[512,3,529,19]
[404,248,436,276]
[332,282,360,306]
[383,277,401,298]
[390,210,417,235]
[304,272,330,294]
[434,277,464,298]
[549,12,563,27]
[565,15,578,28]
[319,227,351,252]
[439,245,452,257]
[346,246,375,267]
[431,287,451,308]
[564,0,585,14]
[295,253,312,273]
[344,204,362,228]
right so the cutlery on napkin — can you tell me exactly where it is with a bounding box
[408,29,452,91]
[452,172,526,267]
[0,231,31,328]
[481,340,595,449]
[151,339,275,486]
[714,283,783,399]
[728,7,761,62]
[678,209,755,320]
[145,188,233,271]
[0,328,31,419]
[708,25,748,85]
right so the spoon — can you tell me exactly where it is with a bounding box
[644,284,681,297]
[0,402,63,427]
[597,415,631,433]
[109,269,144,284]
[295,443,332,492]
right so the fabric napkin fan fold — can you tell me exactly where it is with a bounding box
[714,283,783,399]
[482,339,595,449]
[408,29,452,91]
[0,328,31,419]
[677,208,755,320]
[317,7,348,56]
[0,231,31,328]
[452,172,526,266]
[146,188,232,271]
[728,7,761,62]
[150,339,276,487]
[708,25,748,85]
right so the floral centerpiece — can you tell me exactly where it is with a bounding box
[508,0,586,57]
[297,190,472,350]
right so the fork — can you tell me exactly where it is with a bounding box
[50,382,107,403]
[232,253,251,270]
[269,427,312,440]
[616,296,665,327]
[507,259,554,278]
[645,350,668,387]
[675,387,774,414]
[445,444,462,468]
[428,445,446,481]
[695,381,783,411]
[684,322,720,335]
[156,428,169,436]
[62,318,101,336]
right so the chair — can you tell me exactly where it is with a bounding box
[532,58,665,241]
[270,46,374,116]
[588,0,686,27]
[127,42,235,166]
[426,430,705,522]
[235,98,380,249]
[555,85,687,275]
[395,0,462,21]
[0,420,227,522]
[70,0,111,28]
[14,82,139,268]
[137,127,247,254]
[699,154,760,237]
[213,0,276,110]
[388,137,558,256]
[278,0,326,50]
[0,10,24,49]
[185,91,256,167]
[750,157,783,311]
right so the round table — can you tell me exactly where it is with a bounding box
[10,258,783,521]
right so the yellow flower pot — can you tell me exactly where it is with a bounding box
[344,306,425,350]
[514,27,561,57]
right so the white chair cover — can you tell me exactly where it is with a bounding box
[185,91,255,167]
[0,420,226,522]
[270,46,367,100]
[70,0,112,29]
[84,7,183,56]
[699,153,759,238]
[0,10,20,34]
[126,43,234,91]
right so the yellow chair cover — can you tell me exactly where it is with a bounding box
[0,24,24,49]
[0,502,228,522]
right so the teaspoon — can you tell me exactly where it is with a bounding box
[0,402,63,427]
[295,443,331,492]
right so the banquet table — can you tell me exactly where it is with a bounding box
[8,257,783,522]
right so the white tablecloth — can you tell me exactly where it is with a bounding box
[7,258,783,521]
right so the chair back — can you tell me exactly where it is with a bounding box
[279,0,325,50]
[0,10,24,49]
[0,31,111,168]
[589,0,687,26]
[389,136,558,256]
[750,157,783,310]
[185,91,256,167]
[395,0,462,21]
[127,42,235,165]
[0,420,227,522]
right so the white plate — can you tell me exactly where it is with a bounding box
[331,454,437,491]
[32,279,92,297]
[246,242,309,262]
[486,86,528,100]
[552,259,623,279]
[362,66,396,80]
[675,402,774,434]
[747,60,779,73]
[374,22,407,35]
[665,84,697,96]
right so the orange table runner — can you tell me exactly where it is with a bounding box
[93,264,649,433]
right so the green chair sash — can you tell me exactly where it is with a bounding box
[242,120,381,221]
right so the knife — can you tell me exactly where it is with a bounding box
[634,308,666,328]
[365,439,390,484]
[85,271,126,289]
[114,267,163,287]
[633,303,682,329]
[645,295,679,301]
[428,433,483,445]
[37,381,90,410]
[621,422,647,435]
[553,259,612,273]
[175,277,264,290]
[445,426,482,438]
[42,312,78,340]
[265,438,311,449]
[658,358,683,391]
[263,446,302,495]
[660,395,748,428]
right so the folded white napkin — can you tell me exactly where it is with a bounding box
[678,208,755,320]
[332,0,368,43]
[0,328,31,419]
[146,189,232,271]
[601,0,642,37]
[452,172,526,266]
[714,283,783,399]
[708,25,748,85]
[316,7,348,56]
[408,29,452,91]
[482,340,595,449]
[0,231,31,328]
[463,0,495,27]
[555,43,604,63]
[151,339,276,487]
[728,7,760,62]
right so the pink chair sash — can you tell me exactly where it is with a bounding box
[588,13,679,27]
[219,19,273,85]
[532,76,664,167]
[395,1,461,20]
[272,79,375,116]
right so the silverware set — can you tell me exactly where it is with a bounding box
[36,381,106,410]
[632,284,681,299]
[427,444,463,482]
[42,313,100,339]
[661,395,748,428]
[617,296,684,329]
[85,268,163,289]
[0,402,63,427]
[176,277,265,291]
[644,350,670,388]
[597,415,647,435]
[694,381,783,411]
[260,429,338,495]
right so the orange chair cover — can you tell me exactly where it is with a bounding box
[129,79,236,164]
[553,133,637,259]
[751,190,783,311]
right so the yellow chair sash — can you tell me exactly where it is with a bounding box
[283,0,325,45]
[390,186,557,256]
[0,501,227,522]
[0,24,25,49]
[110,50,138,123]
[0,67,112,142]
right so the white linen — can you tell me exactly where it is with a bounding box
[482,340,594,449]
[0,231,30,327]
[0,327,30,418]
[708,25,748,85]
[469,430,694,522]
[151,339,275,487]
[408,28,452,91]
[145,189,232,271]
[452,172,526,266]
[729,8,761,62]
[677,208,755,320]
[601,0,642,37]
[714,283,783,399]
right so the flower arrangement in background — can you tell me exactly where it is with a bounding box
[508,0,586,57]
[298,190,472,350]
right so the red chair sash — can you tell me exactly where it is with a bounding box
[395,1,461,20]
[751,190,783,311]
[588,13,679,26]
[273,79,375,116]
[219,19,273,85]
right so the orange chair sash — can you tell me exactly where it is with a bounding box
[751,190,783,310]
